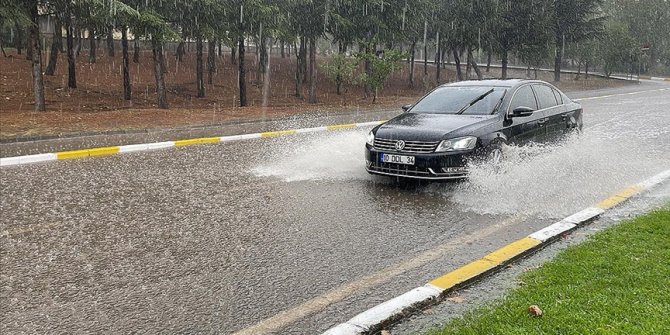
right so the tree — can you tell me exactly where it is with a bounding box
[356,49,404,103]
[137,8,176,109]
[321,53,356,95]
[551,0,605,81]
[600,21,636,77]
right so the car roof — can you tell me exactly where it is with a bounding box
[440,79,532,88]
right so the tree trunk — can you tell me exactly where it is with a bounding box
[45,17,61,75]
[465,50,472,79]
[176,41,185,62]
[15,22,23,55]
[106,26,114,57]
[469,49,482,80]
[294,42,303,98]
[501,49,508,79]
[486,51,491,72]
[335,41,343,95]
[152,38,168,109]
[301,36,307,82]
[238,35,247,107]
[159,43,167,74]
[133,36,140,63]
[207,39,216,85]
[26,28,33,60]
[436,45,441,84]
[66,18,76,89]
[576,62,581,80]
[280,41,285,58]
[218,41,222,57]
[122,26,131,100]
[422,20,428,76]
[75,28,81,57]
[262,37,272,107]
[585,62,589,79]
[0,34,6,57]
[196,36,205,98]
[231,46,237,64]
[553,34,563,82]
[258,25,267,84]
[88,28,96,63]
[29,4,45,111]
[409,40,416,87]
[453,48,463,81]
[308,37,317,104]
[364,44,371,98]
[435,32,440,84]
[423,42,428,76]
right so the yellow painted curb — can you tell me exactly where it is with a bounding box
[175,137,221,146]
[483,237,542,263]
[57,149,90,160]
[596,185,642,209]
[327,123,357,130]
[429,259,497,290]
[88,146,120,157]
[260,130,298,138]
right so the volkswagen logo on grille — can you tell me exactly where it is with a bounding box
[395,140,406,151]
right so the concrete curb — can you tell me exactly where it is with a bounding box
[0,121,383,167]
[638,75,670,82]
[321,169,670,335]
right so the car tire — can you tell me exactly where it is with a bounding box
[488,141,505,170]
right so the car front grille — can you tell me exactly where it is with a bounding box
[373,138,439,153]
[366,161,467,180]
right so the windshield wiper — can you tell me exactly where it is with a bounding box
[491,89,507,114]
[456,88,494,115]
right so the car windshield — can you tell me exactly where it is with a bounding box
[410,86,507,115]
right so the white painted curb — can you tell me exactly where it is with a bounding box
[0,121,384,168]
[321,168,670,335]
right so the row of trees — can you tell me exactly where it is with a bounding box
[1,0,669,112]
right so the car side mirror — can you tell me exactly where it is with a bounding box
[402,104,412,112]
[511,106,534,117]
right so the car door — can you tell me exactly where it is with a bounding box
[504,85,546,145]
[532,84,564,142]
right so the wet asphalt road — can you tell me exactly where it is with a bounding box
[1,80,669,334]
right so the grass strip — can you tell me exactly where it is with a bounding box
[430,206,670,335]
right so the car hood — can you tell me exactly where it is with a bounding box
[374,112,495,142]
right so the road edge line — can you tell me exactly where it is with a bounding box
[0,121,384,167]
[321,168,670,335]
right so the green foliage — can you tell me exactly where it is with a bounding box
[135,11,174,41]
[355,49,405,99]
[600,21,637,77]
[321,53,357,93]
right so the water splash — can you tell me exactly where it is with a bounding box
[450,130,669,218]
[251,130,370,182]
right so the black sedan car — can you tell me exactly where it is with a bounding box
[365,79,582,180]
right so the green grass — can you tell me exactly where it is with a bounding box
[430,206,670,335]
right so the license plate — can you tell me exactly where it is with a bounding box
[381,153,415,165]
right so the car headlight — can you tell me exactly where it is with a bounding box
[435,136,477,152]
[366,130,375,146]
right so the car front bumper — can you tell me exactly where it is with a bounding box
[364,145,472,180]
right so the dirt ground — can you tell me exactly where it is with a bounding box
[0,48,629,141]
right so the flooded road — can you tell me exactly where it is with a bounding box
[1,82,669,334]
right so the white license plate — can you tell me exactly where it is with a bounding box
[381,153,415,165]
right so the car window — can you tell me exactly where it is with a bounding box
[509,85,538,112]
[533,84,558,109]
[552,88,563,104]
[410,86,506,115]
